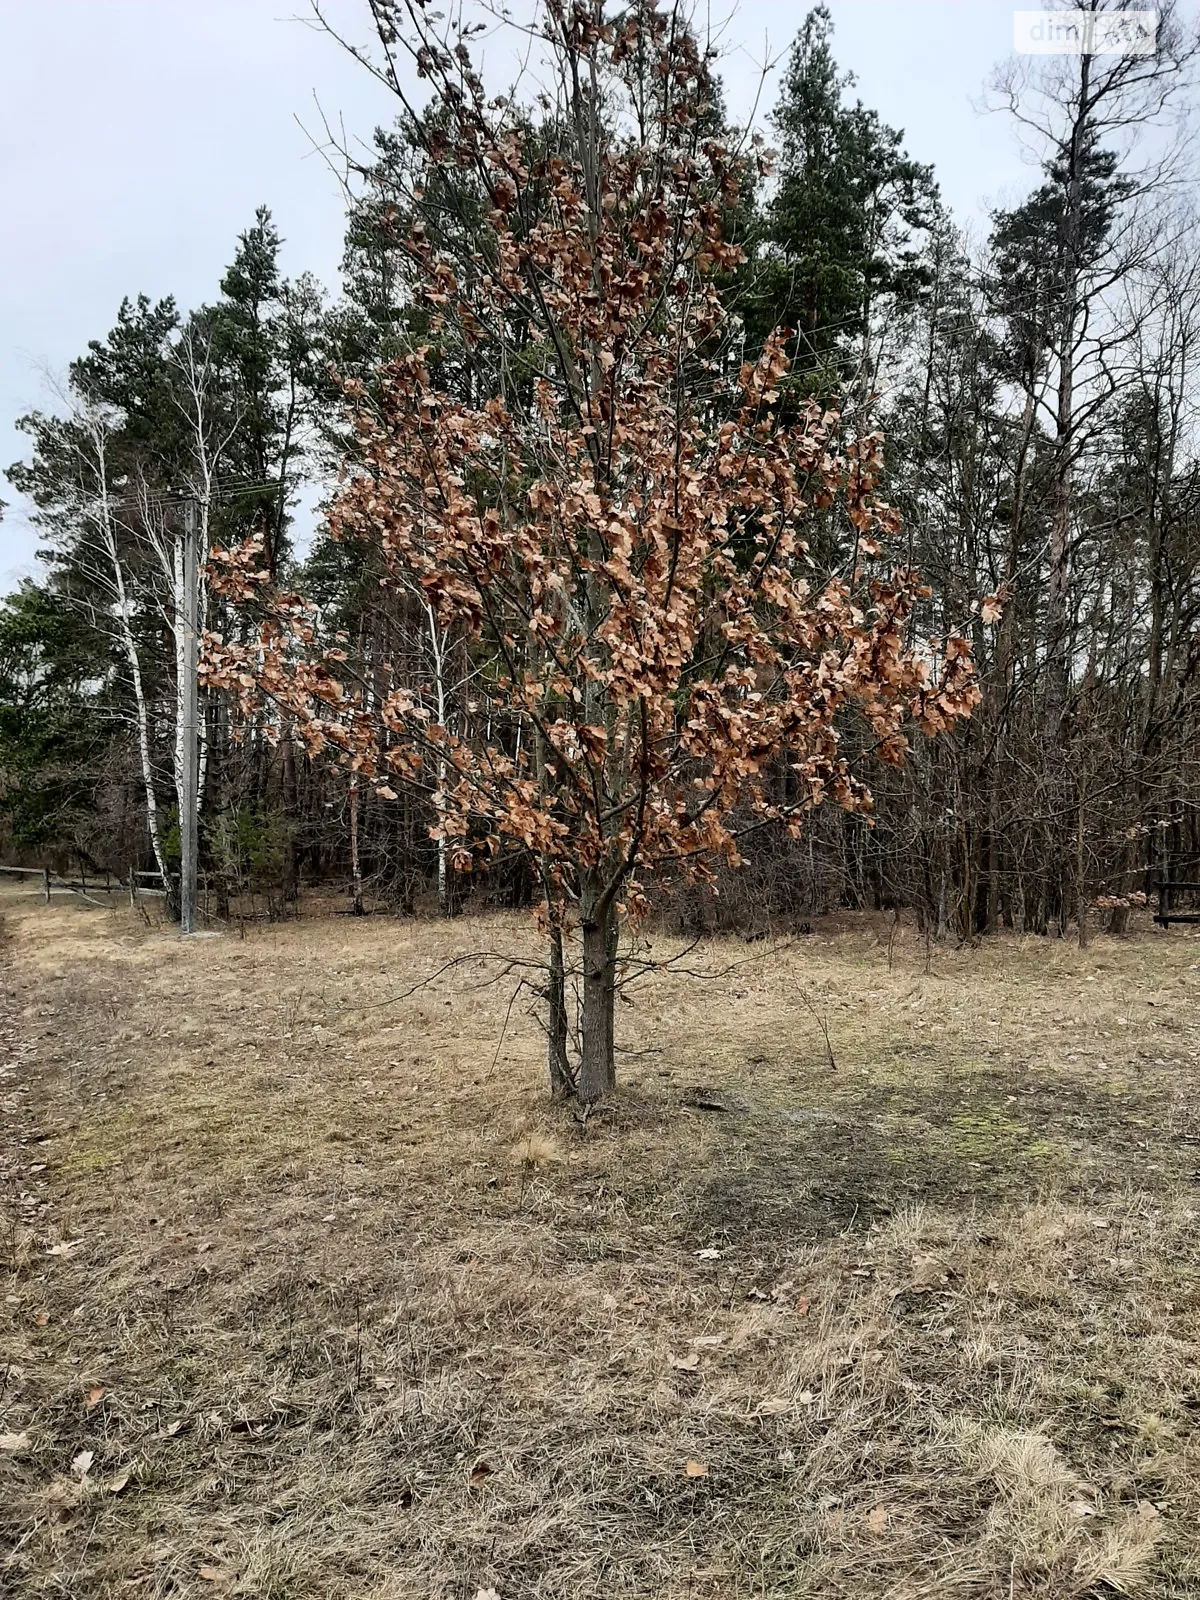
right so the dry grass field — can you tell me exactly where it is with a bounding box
[2,881,1200,1599]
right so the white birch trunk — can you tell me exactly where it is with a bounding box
[424,600,451,916]
[88,417,170,883]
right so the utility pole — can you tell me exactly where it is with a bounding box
[179,497,200,935]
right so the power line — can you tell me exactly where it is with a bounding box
[105,473,306,518]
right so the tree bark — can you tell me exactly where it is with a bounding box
[280,730,299,910]
[423,601,452,916]
[578,874,617,1103]
[546,918,572,1098]
[348,772,364,915]
[91,440,169,887]
[1076,791,1090,949]
[1043,53,1089,933]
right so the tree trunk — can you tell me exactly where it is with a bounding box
[546,919,572,1098]
[423,602,452,916]
[1043,58,1088,936]
[280,731,299,910]
[348,773,364,915]
[578,877,617,1103]
[91,440,169,887]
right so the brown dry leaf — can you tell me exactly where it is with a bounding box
[198,1566,237,1584]
[1136,1501,1162,1523]
[474,1591,501,1600]
[0,1432,30,1453]
[34,1311,50,1328]
[757,1398,790,1416]
[105,1469,131,1494]
[469,1459,495,1486]
[910,1253,948,1289]
[670,1352,700,1371]
[684,1459,708,1478]
[797,1390,816,1406]
[71,1449,94,1479]
[796,1296,811,1316]
[86,1385,106,1408]
[866,1505,889,1535]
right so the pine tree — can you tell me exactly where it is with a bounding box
[757,6,938,386]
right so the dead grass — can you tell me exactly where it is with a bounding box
[2,881,1200,1598]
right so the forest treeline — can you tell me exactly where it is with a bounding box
[4,1,1200,945]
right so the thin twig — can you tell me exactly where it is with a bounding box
[797,988,837,1072]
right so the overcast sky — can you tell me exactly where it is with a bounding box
[0,0,1097,593]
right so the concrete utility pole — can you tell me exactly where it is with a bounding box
[179,497,200,935]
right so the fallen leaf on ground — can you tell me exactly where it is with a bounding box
[0,1432,30,1453]
[105,1470,131,1494]
[796,1296,811,1315]
[695,1247,722,1261]
[866,1505,888,1534]
[670,1352,700,1371]
[72,1450,94,1479]
[911,1253,949,1289]
[86,1386,106,1408]
[757,1398,790,1416]
[198,1566,237,1584]
[469,1459,495,1486]
[34,1311,50,1327]
[684,1459,708,1478]
[797,1390,816,1406]
[474,1590,501,1600]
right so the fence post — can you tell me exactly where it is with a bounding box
[42,866,50,905]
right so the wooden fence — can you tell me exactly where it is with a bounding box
[1155,880,1200,927]
[0,864,168,906]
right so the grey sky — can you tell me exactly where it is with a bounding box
[0,0,1061,593]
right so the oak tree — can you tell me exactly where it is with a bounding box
[205,0,979,1099]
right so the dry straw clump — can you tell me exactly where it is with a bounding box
[2,884,1199,1597]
